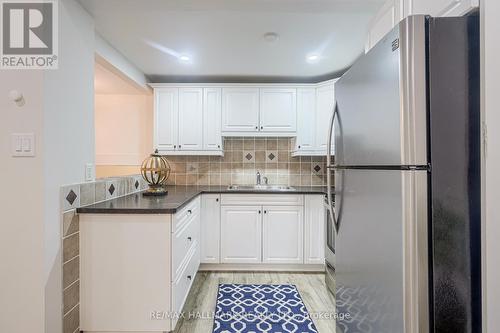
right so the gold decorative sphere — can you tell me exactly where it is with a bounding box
[140,151,171,195]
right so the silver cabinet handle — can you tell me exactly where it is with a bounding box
[187,275,192,280]
[187,236,192,241]
[187,209,192,215]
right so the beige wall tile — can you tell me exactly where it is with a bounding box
[63,304,79,333]
[198,162,209,174]
[186,174,197,185]
[80,182,95,206]
[63,233,79,262]
[290,175,301,186]
[63,280,79,314]
[266,138,278,150]
[197,174,209,186]
[221,173,231,185]
[210,174,221,185]
[232,139,243,150]
[62,211,79,237]
[63,256,79,289]
[255,139,266,150]
[278,138,289,150]
[176,174,186,185]
[94,181,106,202]
[301,175,312,186]
[243,138,255,150]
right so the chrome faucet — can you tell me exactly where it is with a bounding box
[256,171,261,185]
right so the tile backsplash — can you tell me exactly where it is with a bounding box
[166,137,327,186]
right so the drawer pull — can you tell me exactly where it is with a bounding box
[187,209,192,215]
[187,236,192,241]
[264,210,267,214]
[258,210,261,214]
[187,275,192,280]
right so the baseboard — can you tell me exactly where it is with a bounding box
[199,263,325,272]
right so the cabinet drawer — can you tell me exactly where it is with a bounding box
[173,196,201,233]
[172,211,200,280]
[172,244,200,321]
[221,194,304,206]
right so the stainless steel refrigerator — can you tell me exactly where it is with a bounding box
[326,14,481,332]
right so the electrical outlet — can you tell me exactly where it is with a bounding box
[85,163,94,181]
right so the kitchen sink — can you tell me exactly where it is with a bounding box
[226,185,296,191]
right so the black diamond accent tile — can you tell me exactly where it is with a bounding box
[245,153,253,160]
[66,190,77,205]
[108,184,115,195]
[268,153,275,161]
[314,165,321,172]
[135,180,139,189]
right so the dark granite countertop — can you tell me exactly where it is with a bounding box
[76,185,328,214]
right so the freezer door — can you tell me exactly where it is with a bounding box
[335,16,427,167]
[335,169,428,333]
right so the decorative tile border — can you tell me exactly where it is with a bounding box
[59,174,147,333]
[164,137,327,187]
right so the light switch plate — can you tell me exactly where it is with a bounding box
[85,163,94,181]
[11,133,35,157]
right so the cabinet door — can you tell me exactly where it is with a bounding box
[220,206,262,263]
[365,0,403,52]
[259,88,297,132]
[262,206,303,264]
[203,88,222,150]
[295,88,316,151]
[200,194,221,264]
[222,88,260,132]
[304,195,326,264]
[405,0,477,17]
[178,88,203,150]
[315,84,335,152]
[155,88,178,151]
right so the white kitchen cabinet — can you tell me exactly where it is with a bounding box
[365,0,403,53]
[201,194,221,263]
[178,88,203,150]
[203,88,222,150]
[153,87,223,155]
[304,195,326,264]
[295,88,316,152]
[404,0,478,17]
[259,88,297,133]
[315,83,335,152]
[155,88,178,151]
[262,206,304,264]
[366,0,478,53]
[220,205,262,263]
[222,88,260,132]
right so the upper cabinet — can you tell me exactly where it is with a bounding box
[152,82,337,155]
[407,0,478,17]
[154,87,223,155]
[155,88,179,151]
[203,88,223,151]
[365,0,404,53]
[222,87,297,136]
[178,88,203,151]
[259,88,297,133]
[221,88,260,132]
[365,0,478,52]
[292,81,336,156]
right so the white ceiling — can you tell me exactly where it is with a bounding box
[95,60,148,95]
[80,0,384,81]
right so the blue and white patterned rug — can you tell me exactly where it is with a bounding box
[213,284,318,333]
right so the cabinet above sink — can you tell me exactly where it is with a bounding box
[150,80,337,156]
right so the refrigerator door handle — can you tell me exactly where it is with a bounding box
[327,101,340,233]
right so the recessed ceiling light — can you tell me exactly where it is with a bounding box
[263,32,279,43]
[306,54,321,63]
[178,54,191,63]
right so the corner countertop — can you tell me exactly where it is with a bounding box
[76,185,328,215]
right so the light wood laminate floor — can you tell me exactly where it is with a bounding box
[173,272,336,333]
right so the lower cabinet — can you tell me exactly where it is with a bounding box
[217,194,323,266]
[200,194,221,263]
[262,206,304,264]
[220,205,262,263]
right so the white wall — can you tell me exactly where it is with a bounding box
[95,94,153,167]
[0,72,45,332]
[42,0,95,332]
[482,0,500,331]
[95,34,149,91]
